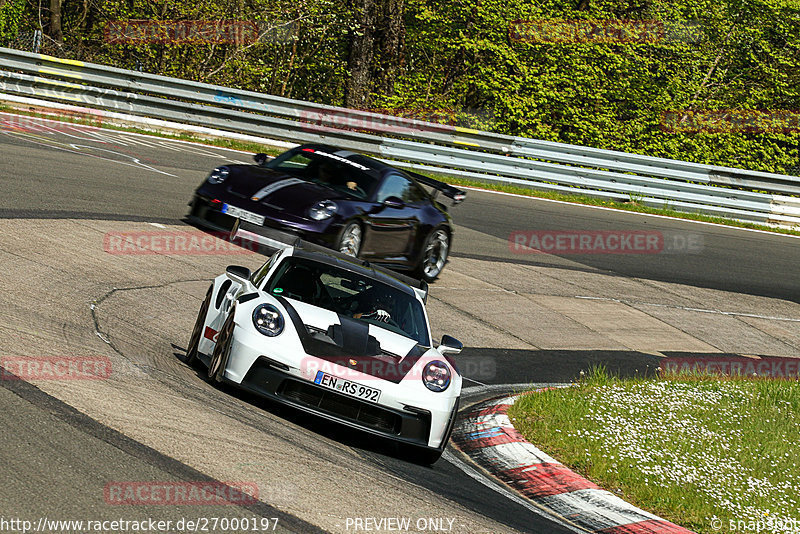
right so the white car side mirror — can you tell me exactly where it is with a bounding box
[226,265,253,287]
[438,335,463,355]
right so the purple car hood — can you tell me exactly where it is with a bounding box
[225,166,350,210]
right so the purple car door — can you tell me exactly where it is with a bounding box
[363,173,420,257]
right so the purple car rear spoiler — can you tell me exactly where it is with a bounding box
[406,171,466,205]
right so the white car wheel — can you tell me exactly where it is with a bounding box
[208,313,234,382]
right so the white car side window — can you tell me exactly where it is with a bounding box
[253,250,282,289]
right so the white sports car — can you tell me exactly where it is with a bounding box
[185,242,463,464]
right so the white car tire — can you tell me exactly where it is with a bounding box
[186,285,213,366]
[208,312,235,383]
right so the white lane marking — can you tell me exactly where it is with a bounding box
[462,376,488,387]
[535,488,660,530]
[432,287,509,292]
[441,449,587,534]
[574,295,800,322]
[459,185,800,240]
[477,441,559,469]
[66,144,177,176]
[95,331,111,344]
[0,111,255,156]
[0,130,178,177]
[149,223,167,228]
[462,383,570,396]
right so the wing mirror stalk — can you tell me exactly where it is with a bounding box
[438,335,463,355]
[226,265,255,291]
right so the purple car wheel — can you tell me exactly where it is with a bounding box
[418,228,450,282]
[337,222,362,257]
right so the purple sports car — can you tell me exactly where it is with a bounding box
[187,144,465,282]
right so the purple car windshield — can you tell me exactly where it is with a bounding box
[265,148,379,200]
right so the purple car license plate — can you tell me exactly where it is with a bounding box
[314,371,381,403]
[221,203,265,226]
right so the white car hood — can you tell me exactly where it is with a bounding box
[286,298,420,357]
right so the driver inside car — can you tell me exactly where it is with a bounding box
[352,290,395,323]
[315,161,359,192]
[331,171,360,193]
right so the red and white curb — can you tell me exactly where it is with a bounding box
[451,394,696,533]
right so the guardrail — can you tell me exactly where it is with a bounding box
[1,46,798,228]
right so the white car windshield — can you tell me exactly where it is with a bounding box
[267,257,430,346]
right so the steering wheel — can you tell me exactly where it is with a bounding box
[350,184,367,198]
[364,311,400,329]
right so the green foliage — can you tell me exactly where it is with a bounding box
[398,0,800,173]
[0,0,26,42]
[8,0,800,174]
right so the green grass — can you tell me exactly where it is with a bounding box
[509,368,800,533]
[2,103,798,237]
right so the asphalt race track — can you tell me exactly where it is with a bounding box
[2,117,797,302]
[1,115,798,533]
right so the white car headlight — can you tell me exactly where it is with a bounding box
[252,304,284,337]
[422,360,451,392]
[309,200,338,220]
[207,166,230,184]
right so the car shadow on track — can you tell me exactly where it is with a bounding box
[455,347,800,385]
[458,347,665,385]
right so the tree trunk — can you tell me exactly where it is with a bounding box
[344,0,377,108]
[377,0,405,95]
[49,0,63,42]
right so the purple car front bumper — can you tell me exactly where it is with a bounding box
[187,194,342,251]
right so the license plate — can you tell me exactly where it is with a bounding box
[314,371,381,403]
[222,203,265,226]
